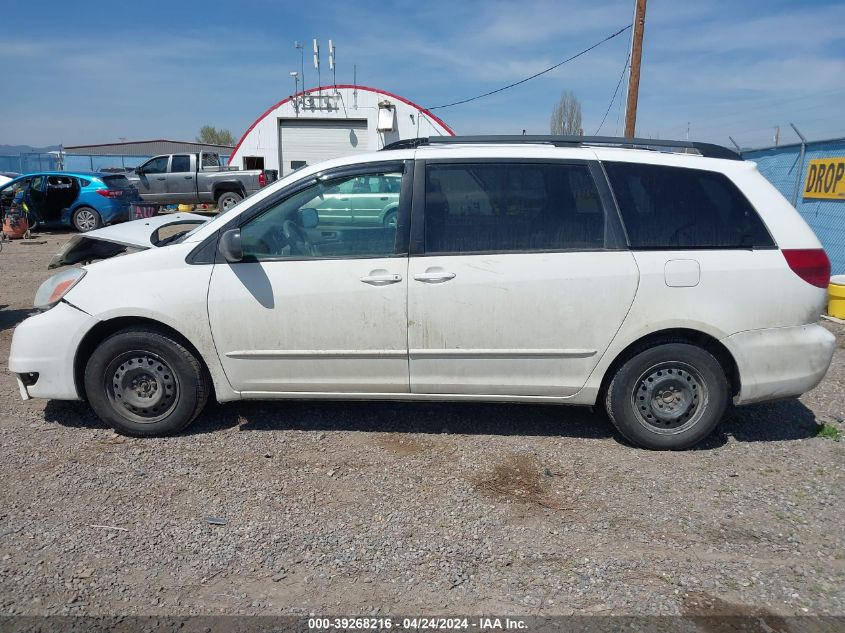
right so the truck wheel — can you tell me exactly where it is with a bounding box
[604,343,728,450]
[72,206,102,232]
[216,192,242,213]
[84,327,209,437]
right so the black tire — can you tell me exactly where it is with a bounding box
[216,191,242,213]
[84,327,209,437]
[382,209,398,228]
[604,343,728,450]
[72,206,102,232]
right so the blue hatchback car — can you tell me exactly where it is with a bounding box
[0,171,140,232]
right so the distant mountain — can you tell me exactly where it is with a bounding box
[0,144,62,156]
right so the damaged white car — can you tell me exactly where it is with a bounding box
[8,136,836,449]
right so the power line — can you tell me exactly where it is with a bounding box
[672,89,845,134]
[427,24,632,111]
[595,50,630,134]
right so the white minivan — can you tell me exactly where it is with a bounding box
[9,136,836,449]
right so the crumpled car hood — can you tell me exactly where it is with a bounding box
[49,213,208,268]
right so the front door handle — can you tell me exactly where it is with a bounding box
[361,272,402,285]
[413,271,456,283]
[184,176,193,179]
[156,177,165,181]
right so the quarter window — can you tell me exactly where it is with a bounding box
[604,162,775,249]
[239,170,404,261]
[424,163,605,254]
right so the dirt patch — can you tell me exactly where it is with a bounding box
[474,453,570,510]
[375,434,427,455]
[680,591,794,632]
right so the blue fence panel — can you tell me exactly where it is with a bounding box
[20,153,58,172]
[2,152,229,174]
[744,139,845,275]
[0,155,22,173]
[63,154,95,172]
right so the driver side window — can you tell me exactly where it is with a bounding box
[239,170,404,261]
[142,156,169,174]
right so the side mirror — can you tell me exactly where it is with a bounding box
[135,167,144,175]
[218,228,243,263]
[298,207,319,229]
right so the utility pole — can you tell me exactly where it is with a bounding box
[624,0,647,138]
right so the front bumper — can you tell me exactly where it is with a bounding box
[723,323,836,405]
[8,301,99,400]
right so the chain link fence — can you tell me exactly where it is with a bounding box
[0,152,230,174]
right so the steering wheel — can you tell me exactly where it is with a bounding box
[282,219,316,256]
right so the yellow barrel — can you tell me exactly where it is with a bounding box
[830,275,845,319]
[177,203,194,213]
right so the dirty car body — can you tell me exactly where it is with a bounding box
[126,152,264,210]
[8,137,836,450]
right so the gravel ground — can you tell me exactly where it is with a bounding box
[0,231,843,618]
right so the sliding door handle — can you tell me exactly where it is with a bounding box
[413,271,456,283]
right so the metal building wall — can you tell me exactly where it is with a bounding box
[63,140,234,156]
[743,138,845,274]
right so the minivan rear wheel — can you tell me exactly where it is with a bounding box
[84,328,209,437]
[604,343,728,450]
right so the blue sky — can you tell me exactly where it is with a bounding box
[1,0,843,149]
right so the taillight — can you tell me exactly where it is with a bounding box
[258,172,266,187]
[782,249,831,288]
[96,189,122,198]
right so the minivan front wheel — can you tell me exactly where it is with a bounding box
[84,328,209,437]
[604,343,728,450]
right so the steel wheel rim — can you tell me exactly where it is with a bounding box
[221,196,236,211]
[75,209,97,231]
[105,351,179,423]
[385,212,397,228]
[630,361,707,435]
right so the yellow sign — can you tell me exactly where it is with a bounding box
[803,158,845,200]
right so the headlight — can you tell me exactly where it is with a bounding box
[34,268,86,310]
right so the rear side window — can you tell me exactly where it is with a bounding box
[46,176,75,189]
[604,162,774,249]
[171,155,191,172]
[424,163,605,254]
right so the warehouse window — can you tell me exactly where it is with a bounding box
[244,156,265,170]
[604,162,775,249]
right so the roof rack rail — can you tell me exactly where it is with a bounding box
[381,135,742,161]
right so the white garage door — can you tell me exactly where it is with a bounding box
[279,119,369,177]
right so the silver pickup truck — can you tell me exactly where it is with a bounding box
[127,152,266,212]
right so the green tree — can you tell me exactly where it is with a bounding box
[197,125,235,146]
